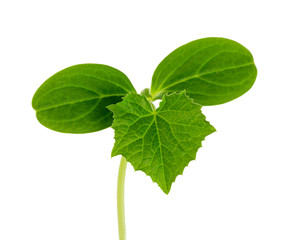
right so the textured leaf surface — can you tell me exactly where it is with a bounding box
[108,92,215,194]
[32,64,136,133]
[151,37,257,106]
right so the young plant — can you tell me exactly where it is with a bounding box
[32,37,257,239]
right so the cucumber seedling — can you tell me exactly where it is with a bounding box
[32,37,257,240]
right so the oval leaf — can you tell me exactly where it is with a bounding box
[32,64,136,133]
[150,37,257,106]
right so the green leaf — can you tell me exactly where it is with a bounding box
[108,91,215,194]
[150,37,257,106]
[32,64,136,133]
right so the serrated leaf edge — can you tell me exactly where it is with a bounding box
[107,90,216,194]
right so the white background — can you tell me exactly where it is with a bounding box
[0,0,300,239]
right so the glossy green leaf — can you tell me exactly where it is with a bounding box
[108,92,215,194]
[150,37,257,106]
[32,64,136,133]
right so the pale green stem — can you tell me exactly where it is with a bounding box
[117,156,127,240]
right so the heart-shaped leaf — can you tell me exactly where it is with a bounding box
[108,91,215,194]
[150,37,257,106]
[32,64,136,133]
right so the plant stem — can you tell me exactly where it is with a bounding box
[117,156,127,240]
